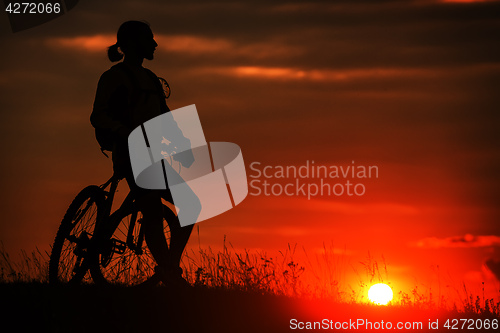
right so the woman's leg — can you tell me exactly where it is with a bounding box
[122,153,199,281]
[140,194,170,266]
[127,182,195,275]
[159,161,201,269]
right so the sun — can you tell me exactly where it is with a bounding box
[368,283,393,305]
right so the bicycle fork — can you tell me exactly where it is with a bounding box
[126,210,146,255]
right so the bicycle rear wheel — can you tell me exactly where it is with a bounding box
[49,185,105,285]
[89,202,177,287]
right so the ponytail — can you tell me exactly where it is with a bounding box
[107,44,123,62]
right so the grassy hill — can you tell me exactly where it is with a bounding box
[1,245,498,332]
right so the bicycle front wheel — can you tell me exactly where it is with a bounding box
[49,185,105,285]
[89,203,176,287]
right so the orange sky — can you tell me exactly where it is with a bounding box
[0,0,499,301]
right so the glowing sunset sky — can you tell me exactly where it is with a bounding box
[0,0,499,299]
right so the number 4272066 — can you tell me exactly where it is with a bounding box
[443,318,498,330]
[5,2,61,14]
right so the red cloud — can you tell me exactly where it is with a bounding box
[46,34,115,52]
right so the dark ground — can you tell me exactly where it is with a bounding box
[0,283,295,333]
[1,283,498,333]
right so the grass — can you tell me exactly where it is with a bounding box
[0,242,49,283]
[180,241,499,316]
[181,241,307,297]
[1,239,499,327]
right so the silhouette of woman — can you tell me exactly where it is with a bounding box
[91,21,197,286]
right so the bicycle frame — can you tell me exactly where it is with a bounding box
[99,174,124,218]
[97,175,145,257]
[51,169,181,286]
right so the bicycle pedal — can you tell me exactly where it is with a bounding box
[110,238,126,254]
[72,232,91,257]
[133,246,143,255]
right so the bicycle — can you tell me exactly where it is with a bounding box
[49,173,178,287]
[49,72,182,286]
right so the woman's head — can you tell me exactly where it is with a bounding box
[108,21,158,62]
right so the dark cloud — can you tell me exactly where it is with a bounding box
[414,234,500,248]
